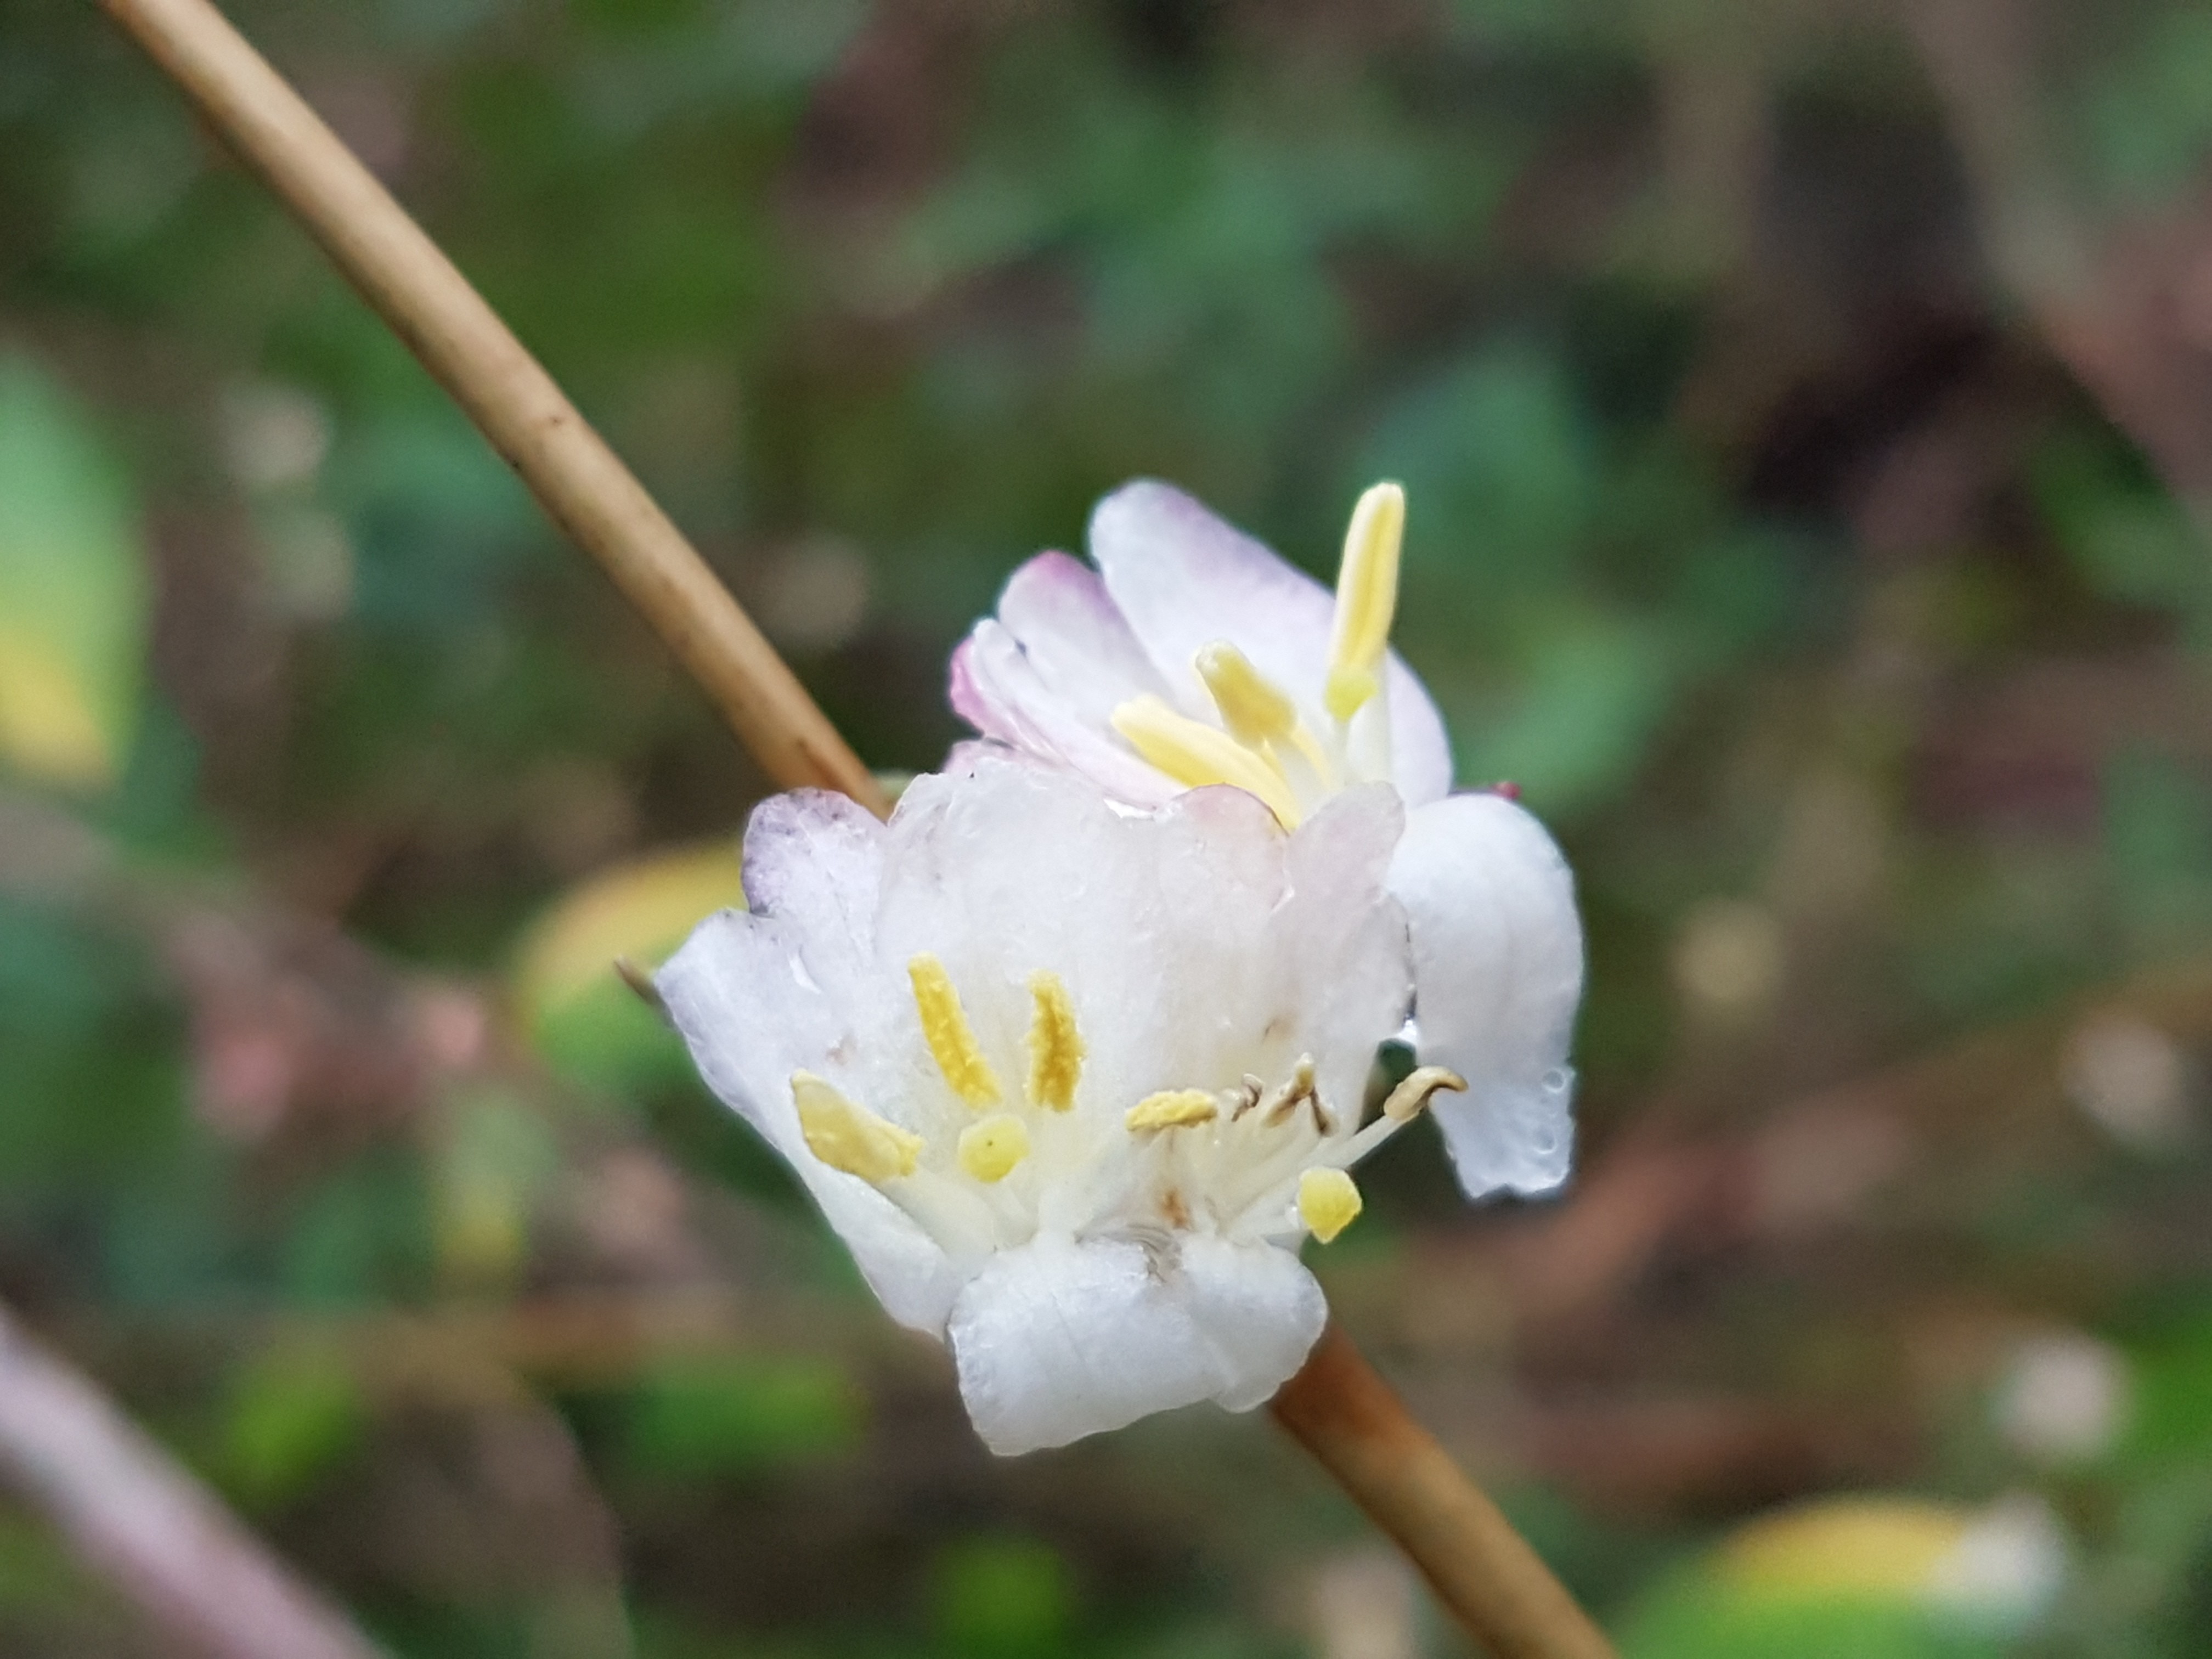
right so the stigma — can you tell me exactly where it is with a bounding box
[1107,481,1406,830]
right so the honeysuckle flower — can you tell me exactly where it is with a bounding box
[950,481,1585,1198]
[655,754,1465,1454]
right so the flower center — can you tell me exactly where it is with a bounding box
[791,951,1462,1260]
[1107,481,1406,829]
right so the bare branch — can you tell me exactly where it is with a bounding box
[0,1301,387,1659]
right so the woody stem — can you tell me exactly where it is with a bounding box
[1272,1325,1617,1659]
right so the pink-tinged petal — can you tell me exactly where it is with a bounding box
[997,550,1171,725]
[1088,481,1452,803]
[951,618,1180,807]
[948,1231,1324,1454]
[1387,792,1584,1199]
[656,909,963,1333]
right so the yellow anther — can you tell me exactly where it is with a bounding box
[792,1072,921,1183]
[1194,641,1296,746]
[1110,694,1302,827]
[957,1113,1031,1183]
[1297,1167,1363,1243]
[1126,1088,1220,1131]
[908,953,1001,1107]
[1025,970,1084,1111]
[1380,1064,1468,1122]
[1324,481,1405,722]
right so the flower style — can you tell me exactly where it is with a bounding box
[950,481,1585,1199]
[656,755,1460,1454]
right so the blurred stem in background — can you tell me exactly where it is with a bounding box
[76,0,1613,1654]
[0,1300,387,1659]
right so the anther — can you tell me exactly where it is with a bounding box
[1127,1089,1219,1131]
[958,1114,1031,1183]
[792,1072,922,1183]
[1380,1065,1467,1122]
[1262,1056,1319,1126]
[1230,1074,1266,1119]
[909,953,1002,1107]
[1025,970,1084,1111]
[1298,1167,1363,1243]
[1194,641,1296,746]
[1325,482,1405,723]
[1110,695,1302,827]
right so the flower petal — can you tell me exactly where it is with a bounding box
[1388,792,1585,1198]
[870,758,1294,1128]
[947,1231,1324,1454]
[658,909,963,1335]
[951,620,1180,808]
[1263,782,1413,1116]
[740,788,885,1008]
[998,550,1173,725]
[1087,480,1453,803]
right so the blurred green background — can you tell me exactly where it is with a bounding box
[5,0,2212,1653]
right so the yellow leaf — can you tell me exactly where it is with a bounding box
[513,842,747,1024]
[1716,1497,1971,1601]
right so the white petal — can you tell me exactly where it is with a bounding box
[947,1231,1324,1454]
[871,758,1294,1125]
[1266,784,1414,1116]
[1088,480,1453,803]
[740,788,885,1008]
[1389,793,1585,1199]
[658,911,963,1334]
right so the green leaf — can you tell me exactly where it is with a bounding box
[0,354,147,790]
[930,1536,1074,1657]
[625,1354,862,1476]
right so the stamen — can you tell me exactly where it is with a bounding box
[1127,1088,1219,1131]
[1025,970,1084,1111]
[1298,1167,1362,1243]
[1380,1065,1467,1122]
[1110,695,1302,827]
[792,1071,921,1183]
[1324,1065,1469,1171]
[958,1113,1031,1183]
[1262,1056,1319,1125]
[1194,641,1296,745]
[1230,1074,1266,1119]
[908,953,1001,1107]
[1324,481,1404,722]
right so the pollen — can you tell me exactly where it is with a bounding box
[909,953,1001,1107]
[1195,641,1296,745]
[1297,1167,1363,1243]
[1025,970,1084,1111]
[1126,1088,1220,1131]
[958,1113,1031,1183]
[1324,481,1404,722]
[792,1071,922,1183]
[1110,694,1302,827]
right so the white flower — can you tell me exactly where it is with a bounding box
[951,480,1584,1197]
[657,755,1467,1454]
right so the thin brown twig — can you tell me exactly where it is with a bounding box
[1273,1326,1617,1659]
[0,1300,387,1659]
[96,0,885,814]
[96,2,1615,1652]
